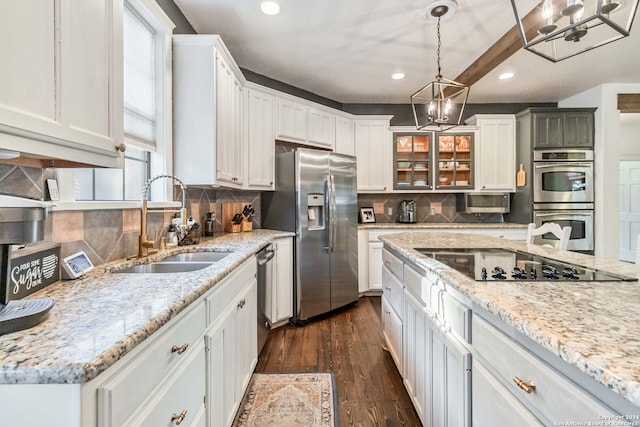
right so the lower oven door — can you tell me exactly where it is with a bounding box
[533,209,594,251]
[533,162,594,203]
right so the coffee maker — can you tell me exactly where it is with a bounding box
[397,200,417,223]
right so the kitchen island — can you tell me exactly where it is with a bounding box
[0,229,294,427]
[381,231,640,426]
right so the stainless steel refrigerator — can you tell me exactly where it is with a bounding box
[261,148,359,323]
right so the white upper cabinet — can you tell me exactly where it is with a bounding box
[307,107,334,148]
[276,96,335,150]
[276,98,308,143]
[173,35,246,188]
[335,115,355,156]
[245,86,275,190]
[355,117,393,192]
[467,114,516,192]
[0,0,124,168]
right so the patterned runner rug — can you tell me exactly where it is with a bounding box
[234,372,338,426]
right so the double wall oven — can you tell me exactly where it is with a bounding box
[533,150,594,251]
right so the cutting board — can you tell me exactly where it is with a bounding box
[516,163,526,187]
[221,202,244,233]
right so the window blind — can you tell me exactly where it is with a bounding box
[123,5,156,150]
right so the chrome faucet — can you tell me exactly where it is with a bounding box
[138,174,188,258]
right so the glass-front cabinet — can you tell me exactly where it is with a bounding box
[393,132,474,191]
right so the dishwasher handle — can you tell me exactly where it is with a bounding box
[257,246,275,266]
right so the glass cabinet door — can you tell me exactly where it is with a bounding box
[394,134,432,190]
[435,133,473,189]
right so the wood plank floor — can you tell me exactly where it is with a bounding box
[255,296,422,426]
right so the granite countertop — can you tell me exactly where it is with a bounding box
[0,229,294,385]
[358,222,528,230]
[380,231,640,408]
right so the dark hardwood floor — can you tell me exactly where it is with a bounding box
[255,296,422,427]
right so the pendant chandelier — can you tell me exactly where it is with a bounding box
[411,1,469,131]
[511,0,639,62]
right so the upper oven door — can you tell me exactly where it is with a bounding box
[533,209,594,251]
[533,162,593,203]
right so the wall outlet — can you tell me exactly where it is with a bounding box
[387,207,393,216]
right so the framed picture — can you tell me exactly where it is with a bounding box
[359,207,376,223]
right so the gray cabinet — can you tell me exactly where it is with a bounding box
[529,108,595,149]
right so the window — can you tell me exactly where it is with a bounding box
[73,0,174,202]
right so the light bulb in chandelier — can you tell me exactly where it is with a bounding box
[539,0,557,35]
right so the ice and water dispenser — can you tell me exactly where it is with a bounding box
[306,194,325,230]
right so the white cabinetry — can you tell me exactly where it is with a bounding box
[96,302,207,427]
[206,258,257,427]
[0,0,124,168]
[355,117,393,192]
[466,114,516,192]
[173,35,246,188]
[276,97,335,150]
[246,86,275,190]
[335,115,355,155]
[473,314,616,426]
[267,237,293,325]
[403,287,427,423]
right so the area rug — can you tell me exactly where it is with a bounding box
[234,372,338,426]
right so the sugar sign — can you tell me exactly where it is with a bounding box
[4,246,60,302]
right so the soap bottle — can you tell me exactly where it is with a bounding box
[205,212,215,237]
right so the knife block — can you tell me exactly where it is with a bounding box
[242,219,252,232]
[222,202,244,233]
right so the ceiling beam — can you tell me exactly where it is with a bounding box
[618,94,640,113]
[453,5,542,88]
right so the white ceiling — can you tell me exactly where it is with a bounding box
[173,0,640,104]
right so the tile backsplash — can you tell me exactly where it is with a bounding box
[357,193,504,224]
[0,165,260,267]
[2,165,502,266]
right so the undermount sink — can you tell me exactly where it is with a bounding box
[115,251,232,274]
[116,262,214,274]
[160,252,232,263]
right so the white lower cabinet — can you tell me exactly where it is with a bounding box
[381,295,403,371]
[206,259,258,427]
[473,314,617,426]
[368,241,383,291]
[403,287,427,423]
[267,237,293,324]
[473,361,542,427]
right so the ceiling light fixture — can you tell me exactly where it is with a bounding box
[411,0,469,131]
[499,72,515,80]
[0,149,20,160]
[260,1,281,16]
[511,0,639,62]
[392,72,406,80]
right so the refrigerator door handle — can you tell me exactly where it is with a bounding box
[324,175,331,253]
[330,174,337,253]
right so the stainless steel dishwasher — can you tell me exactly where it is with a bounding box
[256,244,275,354]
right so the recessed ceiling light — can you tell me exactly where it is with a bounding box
[499,72,514,80]
[260,1,281,15]
[391,72,406,80]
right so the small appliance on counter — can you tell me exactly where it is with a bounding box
[397,200,417,223]
[0,195,55,335]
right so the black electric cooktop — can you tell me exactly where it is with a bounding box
[416,248,638,282]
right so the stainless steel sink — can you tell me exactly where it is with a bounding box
[115,251,232,274]
[116,262,214,274]
[160,252,232,263]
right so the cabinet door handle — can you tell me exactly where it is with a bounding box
[171,343,189,355]
[238,298,246,308]
[385,286,392,291]
[513,376,536,393]
[384,260,391,265]
[171,409,188,425]
[114,143,126,153]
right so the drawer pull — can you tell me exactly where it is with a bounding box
[513,376,536,393]
[171,409,187,425]
[385,286,392,291]
[238,298,246,308]
[171,344,189,354]
[384,260,391,265]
